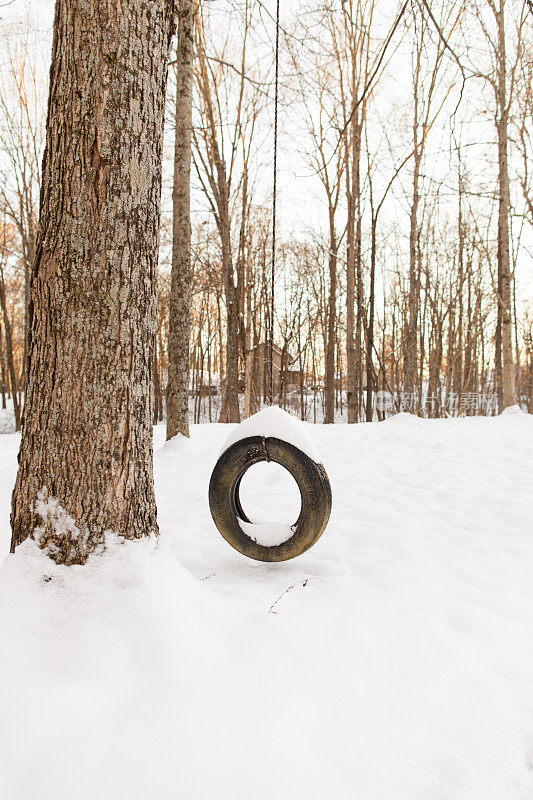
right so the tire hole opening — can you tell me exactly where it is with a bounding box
[237,461,301,529]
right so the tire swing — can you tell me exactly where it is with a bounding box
[209,409,332,562]
[209,2,331,562]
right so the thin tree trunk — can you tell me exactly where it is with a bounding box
[495,0,516,408]
[167,0,195,439]
[20,214,36,392]
[153,347,163,425]
[0,270,20,430]
[195,24,240,423]
[11,0,176,563]
[220,233,241,422]
[513,260,520,406]
[207,308,213,422]
[346,109,361,423]
[455,170,464,398]
[0,322,6,409]
[529,344,533,414]
[244,235,255,418]
[325,222,337,424]
[406,151,421,400]
[216,289,224,406]
[366,223,376,422]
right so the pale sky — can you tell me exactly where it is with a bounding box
[3,0,532,311]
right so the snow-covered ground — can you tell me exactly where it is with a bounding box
[1,410,533,799]
[0,404,16,435]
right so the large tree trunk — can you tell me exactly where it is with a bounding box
[495,0,516,409]
[167,0,195,440]
[11,0,176,563]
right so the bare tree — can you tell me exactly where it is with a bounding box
[290,13,347,424]
[167,0,196,439]
[404,0,459,403]
[0,23,45,384]
[472,0,529,407]
[515,48,533,226]
[340,0,375,423]
[492,0,516,408]
[193,1,264,423]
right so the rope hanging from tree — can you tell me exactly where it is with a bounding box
[208,1,332,563]
[268,0,280,405]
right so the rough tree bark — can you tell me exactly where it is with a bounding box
[11,0,176,563]
[167,0,195,440]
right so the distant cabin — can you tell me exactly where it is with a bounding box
[241,342,303,400]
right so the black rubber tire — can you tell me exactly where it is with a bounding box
[208,435,332,562]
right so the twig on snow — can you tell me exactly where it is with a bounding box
[269,578,311,614]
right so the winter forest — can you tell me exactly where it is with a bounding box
[1,2,533,799]
[1,0,532,429]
